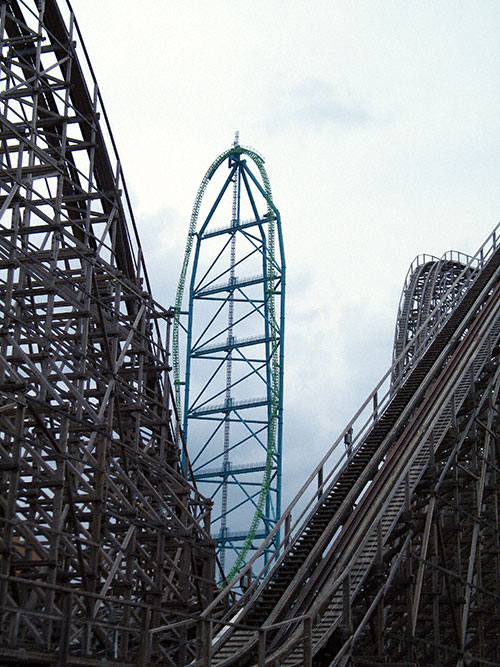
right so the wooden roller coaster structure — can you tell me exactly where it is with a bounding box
[2,1,500,666]
[0,1,215,665]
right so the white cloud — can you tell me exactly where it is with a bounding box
[265,78,370,132]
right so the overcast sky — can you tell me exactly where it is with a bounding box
[72,0,500,507]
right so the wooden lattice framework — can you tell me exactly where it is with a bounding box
[392,251,477,382]
[0,1,215,664]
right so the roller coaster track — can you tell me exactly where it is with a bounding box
[392,250,477,382]
[192,223,500,666]
[172,143,285,580]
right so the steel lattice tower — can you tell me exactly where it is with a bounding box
[0,2,215,665]
[173,138,285,579]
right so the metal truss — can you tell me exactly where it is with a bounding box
[173,138,285,580]
[187,222,500,666]
[0,1,215,665]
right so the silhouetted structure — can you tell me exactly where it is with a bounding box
[0,2,215,665]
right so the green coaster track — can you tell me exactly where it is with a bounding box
[172,143,285,580]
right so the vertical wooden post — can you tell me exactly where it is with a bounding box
[258,629,267,666]
[57,591,72,667]
[285,512,292,548]
[303,616,312,667]
[376,522,384,657]
[317,465,323,497]
[344,428,353,458]
[202,619,212,666]
[138,607,151,667]
[343,575,352,635]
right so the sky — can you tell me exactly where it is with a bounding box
[72,0,500,508]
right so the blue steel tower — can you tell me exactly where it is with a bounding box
[173,137,285,579]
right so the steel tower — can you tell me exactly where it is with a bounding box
[0,2,215,665]
[173,137,285,578]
